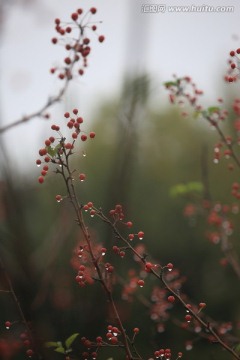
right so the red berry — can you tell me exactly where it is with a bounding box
[79,173,86,181]
[230,50,235,56]
[199,302,206,309]
[237,48,240,54]
[167,295,175,303]
[72,132,78,139]
[64,57,71,65]
[133,327,139,333]
[38,176,44,184]
[73,108,78,115]
[41,170,47,176]
[126,221,133,228]
[64,112,70,118]
[23,339,31,347]
[89,132,95,139]
[96,336,102,343]
[39,148,47,156]
[145,262,153,270]
[55,195,62,202]
[166,263,173,271]
[137,279,144,287]
[98,35,105,43]
[128,233,134,240]
[26,349,34,357]
[5,321,11,329]
[81,134,87,141]
[90,7,97,14]
[36,159,41,166]
[77,117,84,124]
[90,209,96,217]
[44,156,50,163]
[83,38,90,45]
[137,231,144,239]
[110,336,118,344]
[185,314,192,322]
[71,13,78,21]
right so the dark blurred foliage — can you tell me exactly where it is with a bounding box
[0,75,240,359]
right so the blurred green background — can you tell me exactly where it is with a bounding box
[1,74,240,360]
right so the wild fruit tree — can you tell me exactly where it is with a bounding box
[1,5,240,360]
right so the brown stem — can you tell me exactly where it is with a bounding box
[0,255,38,356]
[98,210,240,360]
[57,151,136,360]
[0,20,84,135]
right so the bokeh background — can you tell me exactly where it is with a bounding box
[0,0,240,359]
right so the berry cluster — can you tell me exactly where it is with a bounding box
[78,325,141,359]
[36,108,95,184]
[50,8,105,80]
[1,324,33,359]
[153,348,182,360]
[225,48,240,82]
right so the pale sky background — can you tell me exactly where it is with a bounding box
[0,0,239,174]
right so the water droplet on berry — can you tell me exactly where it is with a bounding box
[194,326,201,333]
[185,342,193,351]
[150,313,158,321]
[213,159,219,164]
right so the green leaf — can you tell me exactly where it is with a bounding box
[46,144,61,157]
[163,81,178,87]
[186,182,203,193]
[200,110,208,118]
[234,343,240,354]
[44,341,59,348]
[193,110,201,119]
[65,333,79,349]
[54,347,65,354]
[170,182,203,197]
[170,184,187,197]
[207,106,220,114]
